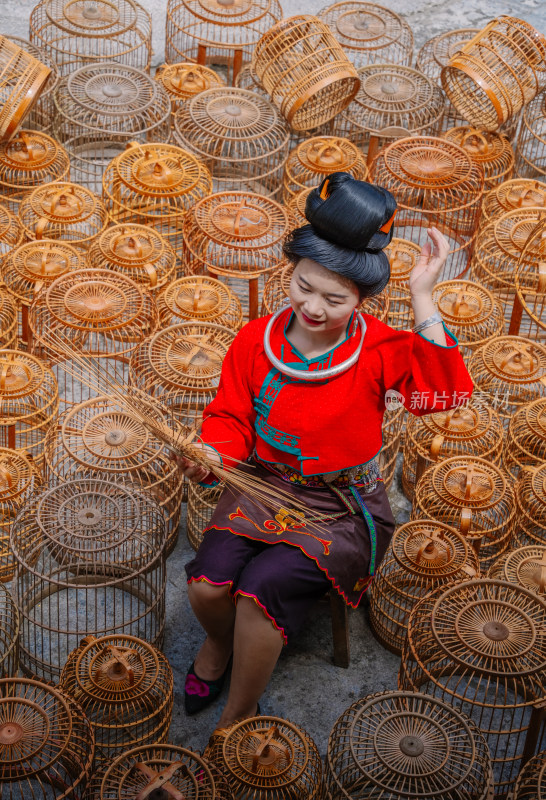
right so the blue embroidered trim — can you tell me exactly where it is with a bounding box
[416,321,460,350]
[349,486,377,576]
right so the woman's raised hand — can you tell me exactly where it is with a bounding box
[409,227,450,298]
[170,442,221,483]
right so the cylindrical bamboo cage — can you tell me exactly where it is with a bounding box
[384,237,420,331]
[283,136,368,203]
[0,583,19,677]
[5,36,60,136]
[251,15,361,132]
[260,264,291,316]
[505,398,546,478]
[158,275,244,330]
[444,126,515,188]
[441,16,546,132]
[0,289,18,350]
[3,239,87,349]
[0,350,58,466]
[173,87,290,200]
[399,578,546,795]
[514,463,546,550]
[515,90,546,181]
[88,223,177,294]
[44,396,184,554]
[155,61,225,113]
[165,0,282,85]
[487,545,546,599]
[102,141,212,259]
[467,335,546,429]
[12,477,167,682]
[187,480,224,551]
[368,520,480,654]
[509,215,546,343]
[0,678,94,799]
[59,634,173,764]
[0,447,42,585]
[402,401,504,501]
[0,35,52,143]
[326,690,493,800]
[377,403,404,490]
[411,456,517,571]
[513,750,546,800]
[0,202,24,267]
[0,131,70,214]
[317,1,413,68]
[29,0,152,76]
[480,178,546,232]
[369,136,485,280]
[53,63,171,194]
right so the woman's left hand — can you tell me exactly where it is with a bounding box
[409,227,450,298]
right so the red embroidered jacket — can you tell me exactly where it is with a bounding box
[200,308,473,477]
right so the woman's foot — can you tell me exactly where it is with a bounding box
[185,637,233,715]
[193,637,232,681]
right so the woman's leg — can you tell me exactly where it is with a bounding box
[187,581,235,679]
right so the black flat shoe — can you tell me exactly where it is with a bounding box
[184,660,230,715]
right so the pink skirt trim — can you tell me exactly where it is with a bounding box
[234,589,288,645]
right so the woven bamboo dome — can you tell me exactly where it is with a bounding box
[444,126,515,188]
[44,396,184,554]
[368,520,480,655]
[317,1,413,68]
[369,136,484,281]
[411,456,517,571]
[0,350,58,466]
[5,36,60,135]
[505,398,546,477]
[488,545,546,599]
[481,178,546,232]
[11,477,167,681]
[251,15,361,132]
[59,634,173,764]
[515,91,546,180]
[514,463,546,550]
[383,237,419,331]
[173,87,290,200]
[156,62,225,114]
[326,690,493,800]
[0,583,18,678]
[0,35,52,143]
[88,224,177,294]
[0,290,18,350]
[341,64,445,165]
[509,215,546,343]
[3,239,87,348]
[0,203,23,267]
[513,750,546,799]
[187,480,224,550]
[0,678,94,799]
[441,16,546,132]
[377,403,404,491]
[102,141,212,259]
[399,578,546,795]
[402,401,504,502]
[0,447,42,585]
[158,275,244,331]
[29,0,152,76]
[0,131,70,214]
[467,336,546,429]
[53,63,171,194]
[283,136,368,203]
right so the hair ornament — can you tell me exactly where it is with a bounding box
[319,178,331,200]
[380,209,397,234]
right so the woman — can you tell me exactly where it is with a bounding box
[175,172,473,728]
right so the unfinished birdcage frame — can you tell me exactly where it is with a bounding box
[509,214,546,343]
[481,179,546,233]
[512,749,546,799]
[0,130,70,214]
[515,91,546,181]
[158,275,244,331]
[187,480,224,551]
[514,463,546,550]
[5,35,60,136]
[487,545,546,600]
[0,447,42,585]
[0,289,18,350]
[156,61,225,113]
[504,398,546,477]
[0,35,52,142]
[283,136,368,203]
[0,582,19,677]
[444,126,515,188]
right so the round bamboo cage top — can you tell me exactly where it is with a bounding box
[0,290,18,349]
[59,633,173,762]
[327,691,493,800]
[512,214,546,341]
[389,519,480,581]
[0,35,52,143]
[5,35,60,134]
[0,130,71,213]
[88,224,177,293]
[513,750,546,800]
[184,191,292,277]
[0,447,42,584]
[515,90,546,180]
[0,203,24,265]
[431,279,505,352]
[19,181,109,251]
[416,28,479,83]
[317,1,413,68]
[441,16,546,131]
[488,545,546,598]
[29,0,152,76]
[505,398,546,476]
[155,62,225,111]
[444,126,515,188]
[515,463,546,549]
[0,678,94,797]
[3,239,87,309]
[283,135,368,201]
[481,179,546,230]
[158,275,244,330]
[0,581,19,677]
[251,15,361,132]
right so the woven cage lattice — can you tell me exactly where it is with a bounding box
[515,90,546,181]
[509,214,546,344]
[504,398,546,477]
[158,275,244,331]
[0,35,52,143]
[377,403,404,491]
[480,178,546,232]
[187,480,224,551]
[512,749,546,799]
[487,545,546,599]
[283,135,368,202]
[384,237,420,331]
[4,35,60,135]
[155,61,225,112]
[514,463,546,550]
[0,202,23,267]
[0,289,18,350]
[0,130,70,214]
[0,583,19,677]
[444,126,515,188]
[0,447,42,585]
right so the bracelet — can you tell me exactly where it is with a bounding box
[412,311,443,334]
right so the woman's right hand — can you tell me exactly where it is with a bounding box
[170,443,221,483]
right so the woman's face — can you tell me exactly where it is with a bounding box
[288,258,360,335]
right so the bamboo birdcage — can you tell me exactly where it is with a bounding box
[514,463,546,550]
[261,265,291,316]
[377,402,404,490]
[505,398,546,478]
[399,578,546,795]
[383,237,420,331]
[11,477,167,682]
[441,16,546,133]
[402,401,504,501]
[44,396,185,554]
[158,275,244,331]
[88,224,177,294]
[187,480,224,550]
[0,447,42,584]
[53,63,172,194]
[173,87,290,200]
[0,131,70,214]
[481,179,546,232]
[515,91,546,181]
[156,62,225,113]
[411,456,517,571]
[509,215,546,344]
[234,62,267,96]
[487,545,546,599]
[0,203,23,267]
[283,136,368,203]
[513,750,546,799]
[467,336,546,429]
[0,290,18,350]
[285,186,311,225]
[368,520,480,655]
[102,141,212,259]
[29,0,152,76]
[369,136,484,281]
[59,634,173,764]
[444,126,515,188]
[317,1,413,68]
[251,15,361,132]
[5,36,60,135]
[3,239,87,349]
[0,583,18,677]
[0,350,58,466]
[0,36,52,143]
[0,678,94,800]
[326,691,493,800]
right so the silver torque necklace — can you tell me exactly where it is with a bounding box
[263,306,367,381]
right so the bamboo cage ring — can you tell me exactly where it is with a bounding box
[0,446,42,585]
[513,750,546,799]
[0,36,52,142]
[5,36,60,135]
[488,545,546,597]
